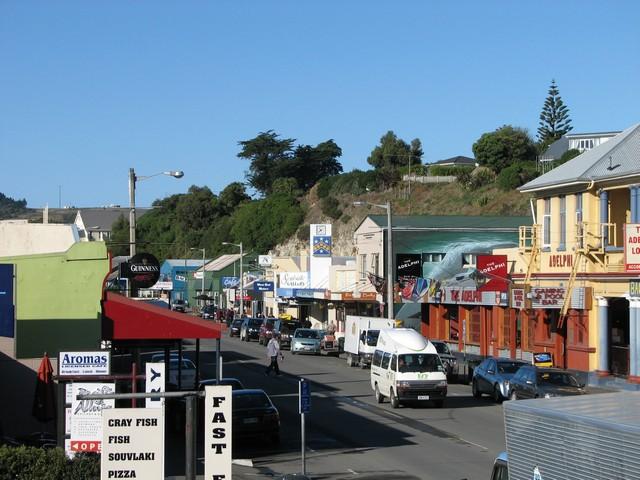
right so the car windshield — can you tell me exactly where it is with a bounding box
[234,393,272,409]
[537,371,580,387]
[398,353,442,373]
[280,322,303,334]
[168,359,195,370]
[366,330,380,346]
[433,342,451,355]
[497,362,525,374]
[295,329,321,339]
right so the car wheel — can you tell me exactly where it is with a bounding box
[510,391,518,401]
[374,383,384,403]
[291,350,297,355]
[390,388,399,409]
[493,385,503,403]
[472,379,482,399]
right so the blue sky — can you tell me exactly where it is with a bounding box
[2,1,639,208]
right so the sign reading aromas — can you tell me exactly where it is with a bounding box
[59,351,111,376]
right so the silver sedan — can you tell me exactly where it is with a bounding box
[472,357,528,402]
[290,329,323,355]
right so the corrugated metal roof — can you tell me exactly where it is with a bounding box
[521,123,640,192]
[165,259,211,267]
[77,208,150,231]
[368,215,531,230]
[539,136,569,161]
[202,253,243,272]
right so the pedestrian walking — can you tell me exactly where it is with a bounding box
[266,333,283,376]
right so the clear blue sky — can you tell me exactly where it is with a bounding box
[2,1,639,208]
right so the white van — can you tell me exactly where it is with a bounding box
[370,328,447,408]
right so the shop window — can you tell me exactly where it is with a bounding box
[358,254,367,280]
[422,253,445,263]
[567,310,588,347]
[469,307,481,344]
[370,253,379,276]
[445,305,459,341]
[543,198,551,247]
[501,312,510,348]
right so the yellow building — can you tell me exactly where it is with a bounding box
[500,123,640,382]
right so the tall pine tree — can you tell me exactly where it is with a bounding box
[537,79,573,148]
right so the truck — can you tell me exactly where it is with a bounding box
[344,315,395,368]
[492,391,640,480]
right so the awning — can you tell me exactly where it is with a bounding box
[102,291,222,340]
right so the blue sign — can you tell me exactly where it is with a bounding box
[299,379,311,414]
[294,289,317,298]
[254,281,274,292]
[0,264,14,338]
[221,276,240,288]
[312,236,332,256]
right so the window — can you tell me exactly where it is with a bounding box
[575,193,583,249]
[462,254,476,266]
[543,198,551,247]
[381,352,391,369]
[501,313,510,348]
[469,307,481,344]
[358,254,367,280]
[446,306,459,341]
[370,253,379,276]
[391,354,397,371]
[422,253,445,263]
[372,349,383,367]
[559,195,566,250]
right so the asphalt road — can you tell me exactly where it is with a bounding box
[166,333,507,480]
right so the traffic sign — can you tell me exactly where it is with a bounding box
[299,379,311,414]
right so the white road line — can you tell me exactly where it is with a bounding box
[348,468,359,475]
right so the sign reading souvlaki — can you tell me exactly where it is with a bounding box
[59,351,111,376]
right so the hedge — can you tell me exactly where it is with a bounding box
[0,446,100,480]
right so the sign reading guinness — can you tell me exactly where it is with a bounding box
[123,253,161,288]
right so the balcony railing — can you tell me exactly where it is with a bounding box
[577,222,618,253]
[519,225,541,252]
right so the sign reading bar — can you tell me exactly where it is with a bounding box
[530,287,591,310]
[204,385,232,480]
[101,408,164,480]
[625,224,640,272]
[60,351,110,376]
[631,280,640,298]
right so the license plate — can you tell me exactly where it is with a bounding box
[418,395,430,400]
[243,417,258,424]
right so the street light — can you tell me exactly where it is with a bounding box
[222,242,244,316]
[129,168,184,257]
[353,200,394,320]
[190,247,206,302]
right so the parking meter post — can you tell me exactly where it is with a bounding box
[302,411,306,475]
[299,378,310,476]
[216,338,222,382]
[185,395,197,480]
[219,353,223,381]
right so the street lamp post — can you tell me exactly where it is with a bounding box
[190,248,206,301]
[129,168,184,257]
[353,201,394,320]
[222,242,244,316]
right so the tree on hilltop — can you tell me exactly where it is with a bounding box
[472,125,537,173]
[537,79,573,148]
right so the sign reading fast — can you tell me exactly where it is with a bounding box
[204,385,232,480]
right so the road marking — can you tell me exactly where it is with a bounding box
[348,468,358,475]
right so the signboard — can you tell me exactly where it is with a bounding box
[204,385,232,480]
[312,236,332,256]
[70,383,115,453]
[533,352,553,367]
[511,288,526,309]
[0,264,14,338]
[437,288,509,306]
[476,255,508,292]
[101,408,164,480]
[145,363,165,409]
[529,287,591,310]
[396,254,422,281]
[149,281,172,291]
[254,281,274,292]
[279,272,309,289]
[59,351,111,376]
[258,255,273,267]
[123,253,161,288]
[221,276,239,288]
[299,379,311,414]
[624,224,640,272]
[341,291,378,301]
[631,280,640,298]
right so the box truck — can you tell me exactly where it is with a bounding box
[492,391,640,480]
[371,328,447,408]
[344,315,395,368]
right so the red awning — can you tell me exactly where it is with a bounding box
[102,291,222,340]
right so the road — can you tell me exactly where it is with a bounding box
[167,334,507,480]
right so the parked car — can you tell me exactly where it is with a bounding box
[240,317,264,342]
[171,299,189,313]
[229,318,243,337]
[431,340,457,378]
[232,389,280,444]
[200,304,217,319]
[149,353,198,389]
[508,365,586,400]
[472,357,528,402]
[199,377,245,391]
[275,320,304,349]
[258,318,276,345]
[290,328,323,355]
[320,330,340,356]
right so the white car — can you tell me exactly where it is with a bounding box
[150,354,197,389]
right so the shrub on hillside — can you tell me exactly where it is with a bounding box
[320,196,343,220]
[316,177,333,198]
[496,162,539,191]
[456,167,495,191]
[428,165,473,177]
[0,446,99,480]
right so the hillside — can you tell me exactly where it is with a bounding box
[274,180,532,256]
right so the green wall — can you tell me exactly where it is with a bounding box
[1,242,109,358]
